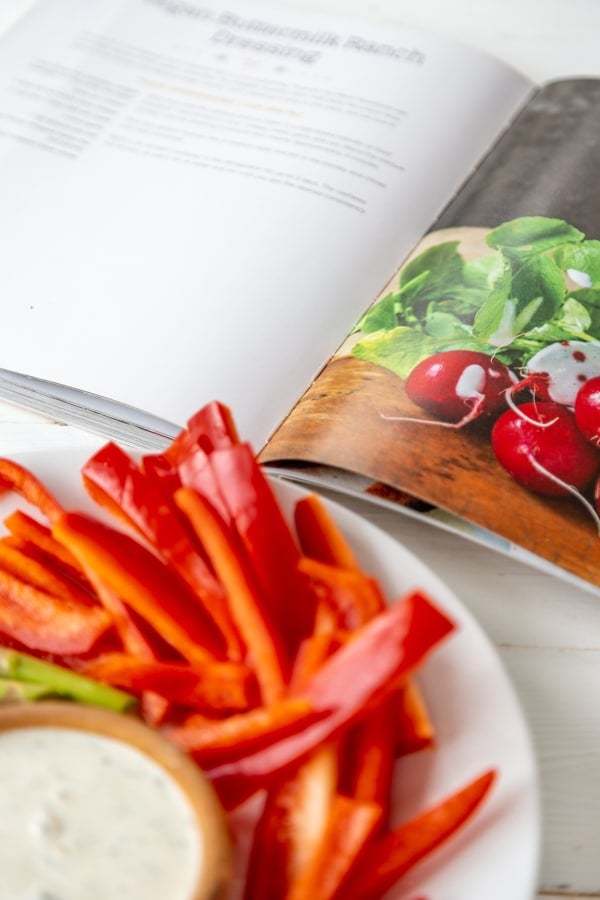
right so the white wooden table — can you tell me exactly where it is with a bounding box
[1,1,600,898]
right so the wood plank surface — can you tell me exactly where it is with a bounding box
[262,354,600,591]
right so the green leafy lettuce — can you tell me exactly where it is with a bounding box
[351,216,600,377]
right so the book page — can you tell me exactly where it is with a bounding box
[262,79,600,591]
[0,0,530,445]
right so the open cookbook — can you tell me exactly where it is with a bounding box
[1,0,600,592]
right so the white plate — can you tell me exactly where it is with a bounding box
[0,446,541,900]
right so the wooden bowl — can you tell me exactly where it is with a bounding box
[0,701,233,900]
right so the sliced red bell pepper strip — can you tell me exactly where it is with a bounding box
[298,558,384,631]
[163,698,324,766]
[82,652,255,712]
[294,494,362,572]
[3,510,89,584]
[295,496,434,763]
[174,487,288,704]
[185,401,240,454]
[0,569,110,655]
[284,794,382,900]
[0,528,164,719]
[206,592,455,809]
[244,744,339,900]
[209,443,316,654]
[140,401,239,498]
[395,680,435,755]
[77,573,173,726]
[344,769,497,899]
[77,571,153,658]
[52,511,225,664]
[140,450,182,496]
[176,448,231,523]
[82,443,243,660]
[0,459,64,523]
[169,403,239,519]
[0,542,94,605]
[299,592,453,715]
[290,632,344,691]
[343,696,397,819]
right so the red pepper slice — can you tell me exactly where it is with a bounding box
[0,542,94,606]
[0,459,64,523]
[0,522,163,719]
[290,632,344,691]
[244,745,339,900]
[76,571,174,726]
[163,698,324,766]
[284,794,382,900]
[82,443,243,660]
[295,496,433,776]
[83,653,255,712]
[298,558,384,631]
[0,569,110,655]
[343,696,397,819]
[344,770,497,899]
[52,511,225,663]
[3,510,88,584]
[209,444,316,653]
[294,494,361,572]
[140,401,239,496]
[206,591,455,809]
[174,487,288,705]
[394,680,435,755]
[185,401,240,454]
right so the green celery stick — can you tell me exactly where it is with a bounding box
[0,647,137,712]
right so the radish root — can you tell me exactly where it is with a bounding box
[504,386,558,429]
[380,398,484,430]
[527,453,600,535]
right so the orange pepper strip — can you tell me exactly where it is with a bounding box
[344,770,497,899]
[0,570,110,655]
[78,574,172,726]
[0,459,64,523]
[208,444,316,655]
[3,510,89,583]
[174,488,287,705]
[290,632,345,692]
[284,795,382,900]
[0,526,166,711]
[207,592,455,810]
[244,745,339,900]
[346,697,398,818]
[52,511,224,664]
[294,494,361,571]
[394,680,435,755]
[162,698,323,766]
[295,495,433,795]
[82,443,243,661]
[0,542,94,605]
[82,652,255,712]
[298,558,384,631]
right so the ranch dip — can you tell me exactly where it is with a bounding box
[0,725,202,900]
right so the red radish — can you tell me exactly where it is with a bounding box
[385,350,517,428]
[491,402,600,498]
[575,376,600,447]
[509,341,600,409]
